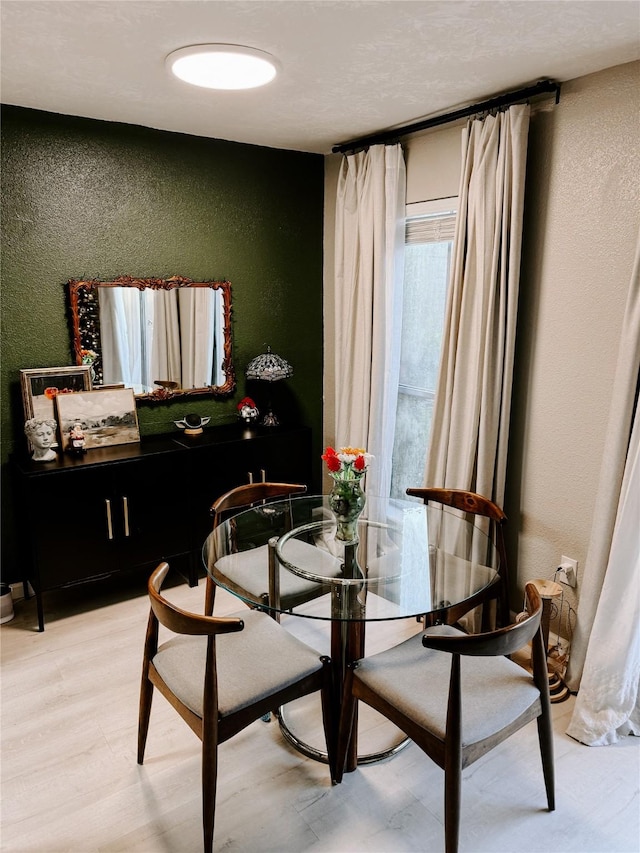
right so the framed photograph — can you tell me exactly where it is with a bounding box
[20,366,93,448]
[56,388,140,452]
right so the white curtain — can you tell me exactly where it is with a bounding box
[99,288,181,392]
[179,288,216,389]
[211,289,225,386]
[334,144,406,499]
[565,235,640,744]
[148,289,181,388]
[99,287,142,388]
[424,105,530,508]
[566,407,640,744]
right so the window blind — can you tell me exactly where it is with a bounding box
[405,213,456,244]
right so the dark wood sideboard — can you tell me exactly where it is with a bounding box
[11,423,312,630]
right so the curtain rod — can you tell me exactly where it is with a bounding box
[332,79,561,154]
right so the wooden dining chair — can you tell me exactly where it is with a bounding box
[206,481,341,617]
[335,581,554,853]
[138,562,335,853]
[406,487,511,628]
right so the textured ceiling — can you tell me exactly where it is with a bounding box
[1,0,639,154]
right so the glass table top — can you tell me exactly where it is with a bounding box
[202,495,499,622]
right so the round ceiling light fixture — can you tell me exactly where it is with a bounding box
[166,44,279,90]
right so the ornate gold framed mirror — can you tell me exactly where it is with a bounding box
[68,276,235,401]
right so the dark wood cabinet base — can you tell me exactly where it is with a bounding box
[12,423,312,630]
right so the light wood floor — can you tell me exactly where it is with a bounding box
[2,572,638,853]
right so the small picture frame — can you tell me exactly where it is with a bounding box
[55,388,140,452]
[20,366,93,449]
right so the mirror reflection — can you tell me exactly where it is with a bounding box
[68,277,235,400]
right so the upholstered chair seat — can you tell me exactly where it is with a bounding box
[214,538,342,612]
[351,625,541,744]
[152,607,329,718]
[206,482,342,615]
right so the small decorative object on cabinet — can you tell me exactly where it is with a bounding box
[237,396,259,424]
[67,422,87,455]
[174,414,211,435]
[12,423,313,630]
[323,446,371,542]
[24,418,58,463]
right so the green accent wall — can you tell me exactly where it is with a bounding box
[1,105,324,580]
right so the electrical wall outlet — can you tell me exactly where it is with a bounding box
[557,556,578,587]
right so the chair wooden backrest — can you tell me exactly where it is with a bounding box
[205,482,307,614]
[210,481,307,529]
[141,562,245,745]
[406,487,510,628]
[419,581,550,774]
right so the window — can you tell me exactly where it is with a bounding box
[390,200,457,499]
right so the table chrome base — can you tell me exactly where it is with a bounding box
[276,706,411,766]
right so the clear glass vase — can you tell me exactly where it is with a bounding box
[329,477,366,542]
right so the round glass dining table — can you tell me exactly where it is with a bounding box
[202,494,499,771]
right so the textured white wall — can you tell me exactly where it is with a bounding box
[506,61,640,628]
[405,123,461,204]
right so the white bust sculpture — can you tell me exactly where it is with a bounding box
[24,418,58,462]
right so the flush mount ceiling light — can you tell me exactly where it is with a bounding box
[166,44,279,90]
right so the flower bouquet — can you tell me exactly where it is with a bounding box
[322,446,371,541]
[80,349,98,366]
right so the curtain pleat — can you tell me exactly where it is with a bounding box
[179,288,215,389]
[98,287,142,389]
[334,144,406,499]
[424,104,530,509]
[149,290,181,388]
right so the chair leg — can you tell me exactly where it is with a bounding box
[443,759,462,853]
[204,576,216,616]
[531,624,556,811]
[537,710,556,811]
[202,734,218,853]
[443,654,462,853]
[137,674,154,764]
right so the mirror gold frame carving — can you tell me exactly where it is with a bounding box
[68,276,235,401]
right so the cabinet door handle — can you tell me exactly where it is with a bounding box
[122,496,130,537]
[105,499,113,540]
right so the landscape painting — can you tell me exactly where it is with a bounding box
[56,388,140,452]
